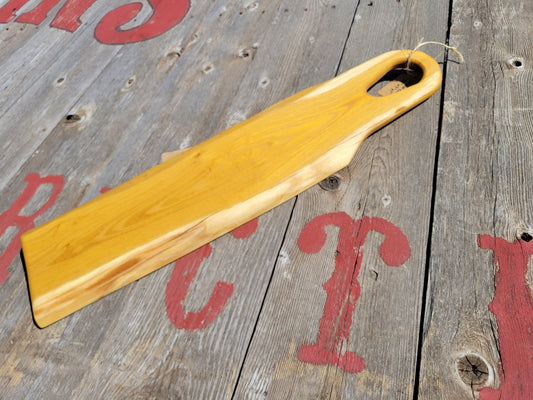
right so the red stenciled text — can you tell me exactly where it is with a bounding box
[0,173,65,283]
[478,235,533,399]
[165,218,259,330]
[296,212,411,373]
[0,0,189,44]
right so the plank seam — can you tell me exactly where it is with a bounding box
[228,1,365,394]
[230,197,298,400]
[334,0,362,76]
[413,0,455,398]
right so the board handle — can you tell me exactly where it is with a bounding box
[284,49,442,164]
[348,49,443,146]
[361,49,442,100]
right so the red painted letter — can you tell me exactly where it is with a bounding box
[50,0,97,31]
[0,173,65,283]
[15,0,63,25]
[297,213,411,373]
[166,244,234,330]
[94,0,189,44]
[478,235,533,399]
[230,218,259,239]
[0,0,96,31]
[0,0,28,22]
[166,218,259,330]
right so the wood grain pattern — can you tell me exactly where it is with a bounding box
[3,0,531,397]
[232,0,451,398]
[418,0,533,398]
[0,0,216,190]
[1,1,374,397]
[0,1,293,397]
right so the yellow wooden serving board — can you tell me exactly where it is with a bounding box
[21,50,442,327]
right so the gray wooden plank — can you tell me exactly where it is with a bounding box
[0,0,222,349]
[0,0,329,397]
[0,0,209,189]
[0,0,64,57]
[0,0,280,397]
[0,0,220,311]
[64,0,368,397]
[418,0,533,398]
[0,0,116,114]
[232,0,451,398]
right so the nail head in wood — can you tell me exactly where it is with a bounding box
[521,232,532,242]
[65,114,81,123]
[508,57,524,69]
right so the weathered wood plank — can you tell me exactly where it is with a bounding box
[7,0,530,397]
[233,0,450,398]
[0,0,378,397]
[69,1,366,397]
[0,0,225,286]
[0,0,291,397]
[418,0,533,398]
[0,0,223,333]
[0,0,211,189]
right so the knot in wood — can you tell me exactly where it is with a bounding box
[319,175,341,191]
[202,63,214,74]
[238,45,257,59]
[456,354,489,388]
[238,48,251,58]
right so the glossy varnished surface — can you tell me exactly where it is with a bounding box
[21,50,441,328]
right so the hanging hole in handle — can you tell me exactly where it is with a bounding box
[367,63,423,97]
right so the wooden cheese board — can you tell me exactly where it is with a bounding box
[21,50,442,328]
